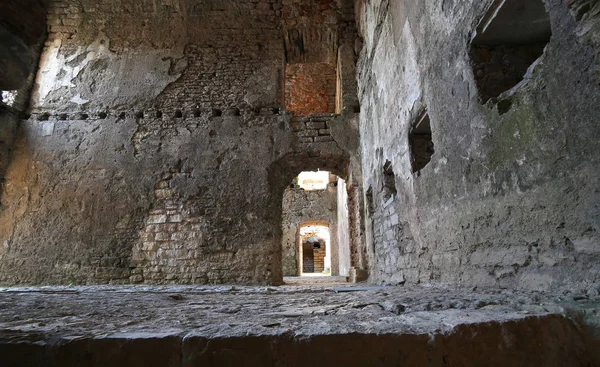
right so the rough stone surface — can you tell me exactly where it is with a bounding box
[0,0,598,298]
[356,0,600,291]
[285,63,337,115]
[0,0,359,286]
[0,284,600,366]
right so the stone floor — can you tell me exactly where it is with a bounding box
[0,283,599,366]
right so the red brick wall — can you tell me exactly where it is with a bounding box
[285,63,336,116]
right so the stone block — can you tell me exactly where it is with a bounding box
[168,215,183,223]
[306,121,326,130]
[314,136,334,142]
[290,122,306,131]
[147,215,167,224]
[296,129,318,137]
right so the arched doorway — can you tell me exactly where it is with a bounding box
[268,147,366,285]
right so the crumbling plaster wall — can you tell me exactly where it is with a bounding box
[31,0,284,112]
[357,0,600,291]
[0,0,360,285]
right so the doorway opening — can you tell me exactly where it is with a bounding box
[280,170,351,284]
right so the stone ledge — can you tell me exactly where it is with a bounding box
[0,285,599,366]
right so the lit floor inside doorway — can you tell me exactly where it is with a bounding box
[284,274,348,285]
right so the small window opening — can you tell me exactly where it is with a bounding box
[136,111,144,119]
[98,112,108,119]
[174,110,183,118]
[470,0,552,103]
[382,160,397,201]
[1,91,17,107]
[409,110,434,174]
[212,109,222,117]
[297,171,330,191]
[156,110,163,118]
[194,108,201,118]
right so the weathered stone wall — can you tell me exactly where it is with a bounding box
[33,0,284,113]
[357,0,600,291]
[0,109,19,199]
[0,0,359,285]
[281,182,337,277]
[336,178,351,276]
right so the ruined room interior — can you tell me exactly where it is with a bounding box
[0,0,599,365]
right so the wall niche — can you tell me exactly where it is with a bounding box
[470,0,552,103]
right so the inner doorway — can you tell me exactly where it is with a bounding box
[299,223,330,275]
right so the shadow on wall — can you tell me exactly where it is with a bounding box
[0,115,36,281]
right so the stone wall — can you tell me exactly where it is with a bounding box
[357,0,600,291]
[336,178,351,276]
[281,181,337,277]
[33,0,284,113]
[0,0,359,285]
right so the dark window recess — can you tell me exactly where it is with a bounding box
[409,110,434,174]
[470,0,552,103]
[366,186,374,216]
[382,160,397,201]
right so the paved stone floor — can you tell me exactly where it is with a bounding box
[0,283,599,366]
[0,283,598,339]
